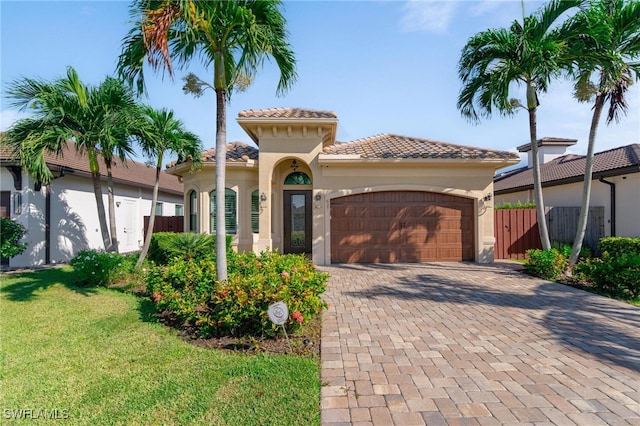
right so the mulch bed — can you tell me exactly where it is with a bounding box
[156,310,322,358]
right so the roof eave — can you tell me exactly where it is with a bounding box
[319,155,520,167]
[167,159,259,176]
[50,166,183,195]
[237,117,338,145]
[494,165,640,194]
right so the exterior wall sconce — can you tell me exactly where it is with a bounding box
[290,159,298,171]
[260,192,267,202]
[483,193,492,202]
[314,193,322,201]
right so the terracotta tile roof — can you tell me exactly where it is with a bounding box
[238,107,337,119]
[0,139,183,194]
[517,136,578,152]
[494,143,640,193]
[167,142,259,168]
[323,133,520,160]
[0,142,14,159]
[200,142,259,163]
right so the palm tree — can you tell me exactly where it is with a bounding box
[95,77,141,253]
[458,0,583,250]
[135,105,202,268]
[4,67,138,252]
[566,0,640,267]
[117,0,296,280]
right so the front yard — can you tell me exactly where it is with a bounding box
[0,267,320,425]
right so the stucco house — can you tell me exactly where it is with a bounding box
[494,138,640,238]
[167,108,520,265]
[1,141,184,268]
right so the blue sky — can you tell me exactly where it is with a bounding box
[1,0,638,169]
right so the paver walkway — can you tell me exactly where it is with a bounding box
[319,262,640,425]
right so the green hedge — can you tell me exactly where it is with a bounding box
[598,237,640,258]
[525,248,566,280]
[576,252,640,299]
[516,237,640,301]
[148,232,232,265]
[494,201,536,210]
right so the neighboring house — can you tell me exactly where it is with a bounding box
[494,138,640,238]
[167,107,519,265]
[0,141,184,268]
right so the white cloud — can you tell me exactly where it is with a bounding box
[0,110,30,132]
[399,1,459,34]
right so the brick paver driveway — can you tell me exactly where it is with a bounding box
[319,262,640,425]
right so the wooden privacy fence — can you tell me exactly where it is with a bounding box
[494,208,541,260]
[494,206,605,259]
[143,216,184,240]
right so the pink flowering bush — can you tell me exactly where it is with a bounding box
[146,251,328,337]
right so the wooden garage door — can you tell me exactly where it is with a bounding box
[330,191,474,263]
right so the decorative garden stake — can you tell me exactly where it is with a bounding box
[268,301,292,353]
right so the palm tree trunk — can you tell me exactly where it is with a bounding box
[569,93,605,267]
[105,159,119,253]
[527,81,551,250]
[88,148,112,251]
[137,157,162,268]
[214,53,228,281]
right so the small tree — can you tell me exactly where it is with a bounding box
[134,106,202,268]
[0,217,28,260]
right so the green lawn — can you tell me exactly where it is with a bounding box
[0,267,320,425]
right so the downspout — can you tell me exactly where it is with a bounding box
[599,177,615,237]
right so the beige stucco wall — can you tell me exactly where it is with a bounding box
[177,120,511,265]
[181,163,259,251]
[253,128,327,258]
[495,172,640,238]
[314,162,496,265]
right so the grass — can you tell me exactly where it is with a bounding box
[0,267,320,425]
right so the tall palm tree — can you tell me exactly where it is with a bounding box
[567,0,640,267]
[135,105,202,268]
[458,0,583,250]
[95,77,141,253]
[117,0,296,280]
[4,67,138,252]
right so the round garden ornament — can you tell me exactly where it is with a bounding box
[268,301,289,326]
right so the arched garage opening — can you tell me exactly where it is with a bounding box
[330,191,474,263]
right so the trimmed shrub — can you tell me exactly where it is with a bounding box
[598,237,640,258]
[552,241,591,260]
[525,248,566,281]
[494,201,536,210]
[148,232,176,265]
[576,252,640,299]
[70,250,128,287]
[0,217,28,260]
[146,251,329,337]
[148,232,232,265]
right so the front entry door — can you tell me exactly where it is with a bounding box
[283,190,312,254]
[120,200,138,253]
